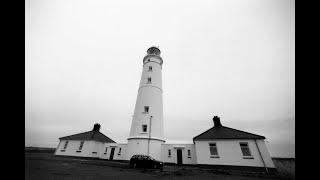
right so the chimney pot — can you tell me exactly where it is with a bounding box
[213,116,222,127]
[93,123,101,131]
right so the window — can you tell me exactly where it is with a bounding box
[105,147,108,152]
[63,141,69,149]
[168,149,171,157]
[148,66,152,71]
[240,142,252,157]
[188,149,191,157]
[142,125,147,132]
[144,106,149,113]
[209,143,219,157]
[147,77,152,84]
[118,148,122,155]
[79,141,84,150]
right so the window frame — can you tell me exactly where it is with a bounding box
[239,142,253,158]
[142,125,148,132]
[78,141,84,151]
[63,141,69,150]
[144,106,149,113]
[187,149,191,158]
[209,142,219,158]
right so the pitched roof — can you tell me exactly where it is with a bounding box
[193,125,265,141]
[59,130,116,143]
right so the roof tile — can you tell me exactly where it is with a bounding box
[59,131,116,143]
[193,126,265,141]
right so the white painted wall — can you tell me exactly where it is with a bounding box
[112,143,127,160]
[54,138,274,169]
[161,144,197,164]
[129,87,164,139]
[99,143,116,160]
[55,140,128,160]
[127,138,163,161]
[129,59,164,139]
[255,140,275,168]
[55,140,103,158]
[194,139,275,168]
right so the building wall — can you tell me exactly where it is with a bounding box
[54,140,103,158]
[129,87,164,139]
[195,139,274,168]
[98,143,127,160]
[112,143,127,160]
[161,144,197,164]
[130,58,164,140]
[55,140,128,160]
[256,140,275,167]
[126,138,163,161]
[54,138,274,169]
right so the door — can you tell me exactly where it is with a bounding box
[177,149,183,165]
[109,148,115,160]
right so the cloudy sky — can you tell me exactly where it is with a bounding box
[25,0,295,157]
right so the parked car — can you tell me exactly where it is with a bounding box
[129,154,163,170]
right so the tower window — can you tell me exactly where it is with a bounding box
[147,77,152,84]
[209,143,219,157]
[148,66,152,71]
[240,142,252,157]
[144,106,149,113]
[142,125,147,132]
[79,141,84,150]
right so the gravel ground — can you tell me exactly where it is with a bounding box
[25,152,281,180]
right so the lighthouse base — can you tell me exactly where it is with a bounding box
[126,138,165,161]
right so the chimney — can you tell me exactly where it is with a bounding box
[93,123,101,131]
[213,116,222,127]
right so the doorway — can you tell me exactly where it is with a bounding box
[109,147,115,160]
[177,149,183,165]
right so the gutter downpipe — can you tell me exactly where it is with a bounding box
[147,116,153,156]
[254,139,269,174]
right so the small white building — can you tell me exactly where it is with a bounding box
[161,144,197,165]
[55,124,120,160]
[193,116,275,173]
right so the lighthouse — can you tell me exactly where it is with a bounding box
[126,46,165,161]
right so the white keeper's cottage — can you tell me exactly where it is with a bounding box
[54,47,276,173]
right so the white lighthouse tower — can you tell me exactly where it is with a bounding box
[126,46,165,161]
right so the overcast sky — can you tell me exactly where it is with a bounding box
[25,0,295,158]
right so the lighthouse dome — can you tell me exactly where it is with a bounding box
[147,46,161,56]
